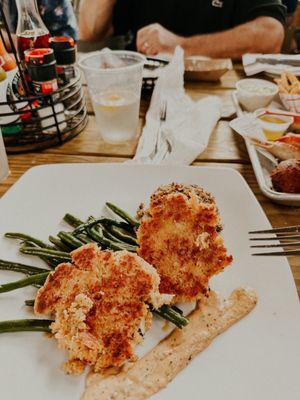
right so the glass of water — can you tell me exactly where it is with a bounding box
[0,128,9,182]
[79,51,145,143]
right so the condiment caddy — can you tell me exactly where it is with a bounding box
[0,1,88,153]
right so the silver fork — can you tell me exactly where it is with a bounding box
[249,225,300,256]
[140,100,168,162]
[154,100,167,156]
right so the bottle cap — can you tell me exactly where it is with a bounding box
[25,48,57,83]
[49,36,76,65]
[2,124,22,136]
[25,48,55,65]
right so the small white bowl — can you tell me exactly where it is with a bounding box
[254,110,294,141]
[236,78,278,112]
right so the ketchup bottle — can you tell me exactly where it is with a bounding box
[15,0,51,60]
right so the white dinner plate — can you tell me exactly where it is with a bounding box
[0,164,299,400]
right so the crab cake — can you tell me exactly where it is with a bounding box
[136,183,233,302]
[34,243,171,374]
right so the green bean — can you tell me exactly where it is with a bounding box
[73,219,102,235]
[104,224,137,245]
[48,236,72,252]
[0,272,49,293]
[39,257,57,269]
[24,299,35,307]
[63,213,84,228]
[21,241,58,269]
[100,218,134,232]
[63,214,97,243]
[5,233,57,268]
[72,218,115,249]
[75,234,94,244]
[0,259,49,275]
[101,226,124,243]
[171,305,184,315]
[87,226,137,252]
[4,233,54,249]
[152,305,189,329]
[0,319,52,334]
[106,203,140,228]
[64,213,134,233]
[73,218,131,237]
[57,231,84,249]
[20,246,71,262]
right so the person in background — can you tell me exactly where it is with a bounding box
[282,0,298,17]
[79,0,285,59]
[2,0,78,40]
[282,0,298,52]
[282,0,298,28]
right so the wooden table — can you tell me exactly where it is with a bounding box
[0,65,299,296]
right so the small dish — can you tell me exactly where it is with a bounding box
[184,57,232,81]
[254,110,294,141]
[236,78,278,112]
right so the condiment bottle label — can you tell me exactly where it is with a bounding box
[33,79,58,94]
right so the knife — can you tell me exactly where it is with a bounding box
[254,57,300,67]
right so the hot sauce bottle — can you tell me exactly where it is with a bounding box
[25,48,58,94]
[49,37,77,85]
[15,0,51,61]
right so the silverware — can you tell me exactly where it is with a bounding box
[254,57,300,67]
[147,100,167,162]
[138,100,168,163]
[155,100,167,154]
[252,250,300,256]
[249,225,300,234]
[249,225,300,256]
[250,234,300,241]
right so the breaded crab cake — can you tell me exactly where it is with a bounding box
[34,243,171,374]
[136,183,233,302]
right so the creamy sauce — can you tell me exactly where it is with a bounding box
[260,115,286,124]
[82,287,257,400]
[240,83,274,94]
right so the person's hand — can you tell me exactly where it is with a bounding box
[136,23,183,55]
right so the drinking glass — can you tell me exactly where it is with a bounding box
[79,51,145,143]
[0,128,9,182]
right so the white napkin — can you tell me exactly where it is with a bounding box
[243,53,300,76]
[230,115,265,141]
[130,46,222,165]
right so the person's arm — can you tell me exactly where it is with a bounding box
[137,17,284,58]
[78,0,116,41]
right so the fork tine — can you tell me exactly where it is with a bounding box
[160,101,167,121]
[249,225,300,234]
[252,250,300,256]
[251,242,300,248]
[250,234,300,241]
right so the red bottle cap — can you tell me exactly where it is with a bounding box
[49,36,75,48]
[25,48,57,84]
[49,37,76,66]
[25,48,55,65]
